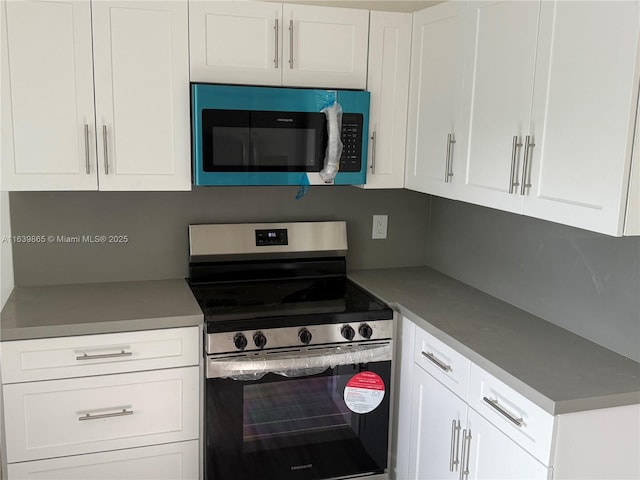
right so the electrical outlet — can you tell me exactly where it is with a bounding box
[372,215,388,239]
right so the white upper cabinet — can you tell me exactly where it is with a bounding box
[408,0,640,236]
[1,0,191,192]
[92,1,191,191]
[405,2,467,197]
[1,0,97,190]
[189,1,282,86]
[281,4,368,89]
[524,0,640,236]
[362,11,411,189]
[626,110,640,235]
[189,1,369,89]
[458,0,540,214]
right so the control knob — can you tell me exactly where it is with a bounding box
[359,323,373,339]
[253,331,267,349]
[299,328,313,345]
[341,324,356,341]
[233,333,248,351]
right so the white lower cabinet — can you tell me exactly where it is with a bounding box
[4,367,199,462]
[408,365,467,479]
[1,327,201,480]
[466,408,550,480]
[396,315,639,480]
[407,365,550,480]
[7,440,199,480]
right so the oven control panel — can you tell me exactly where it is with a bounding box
[206,319,393,355]
[255,228,288,246]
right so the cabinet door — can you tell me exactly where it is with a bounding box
[1,0,97,191]
[362,11,411,189]
[189,1,282,85]
[281,4,369,89]
[465,408,551,480]
[408,365,468,480]
[405,2,467,198]
[3,367,199,462]
[7,440,199,480]
[524,1,640,236]
[392,316,416,480]
[458,0,540,213]
[92,1,190,191]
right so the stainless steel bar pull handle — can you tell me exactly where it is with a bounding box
[509,135,522,193]
[445,133,456,182]
[84,124,91,174]
[288,19,294,69]
[459,429,472,480]
[483,396,524,427]
[520,135,535,195]
[370,131,377,173]
[79,408,133,422]
[102,125,109,175]
[449,419,461,472]
[274,19,279,68]
[76,350,132,361]
[421,351,452,372]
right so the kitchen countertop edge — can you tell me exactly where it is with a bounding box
[0,278,204,341]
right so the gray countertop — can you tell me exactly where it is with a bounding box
[349,267,640,415]
[0,279,203,341]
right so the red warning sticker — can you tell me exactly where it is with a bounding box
[343,372,385,414]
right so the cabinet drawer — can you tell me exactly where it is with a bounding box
[1,327,199,383]
[468,364,555,465]
[7,440,199,480]
[3,366,199,462]
[413,326,470,400]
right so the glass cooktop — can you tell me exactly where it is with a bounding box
[189,277,392,326]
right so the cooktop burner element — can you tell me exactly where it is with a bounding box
[188,222,393,355]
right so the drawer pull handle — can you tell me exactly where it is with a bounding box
[79,408,133,421]
[422,351,452,372]
[483,396,523,427]
[449,419,461,472]
[459,428,472,480]
[76,350,132,361]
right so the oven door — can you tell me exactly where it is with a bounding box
[205,343,392,480]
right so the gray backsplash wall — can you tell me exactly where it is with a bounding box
[427,197,640,362]
[9,187,429,286]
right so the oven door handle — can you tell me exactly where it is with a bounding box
[207,342,392,380]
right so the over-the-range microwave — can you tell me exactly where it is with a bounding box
[191,84,370,186]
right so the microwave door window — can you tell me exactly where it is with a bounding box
[250,128,318,171]
[202,109,251,171]
[211,127,250,168]
[250,111,326,171]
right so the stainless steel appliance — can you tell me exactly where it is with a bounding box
[188,222,394,480]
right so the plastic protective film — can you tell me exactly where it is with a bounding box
[319,101,344,183]
[207,343,392,381]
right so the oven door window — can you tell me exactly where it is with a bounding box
[205,361,390,480]
[243,374,355,453]
[202,109,327,172]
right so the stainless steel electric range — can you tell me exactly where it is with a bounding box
[188,221,394,480]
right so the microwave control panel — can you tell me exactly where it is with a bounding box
[339,113,364,172]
